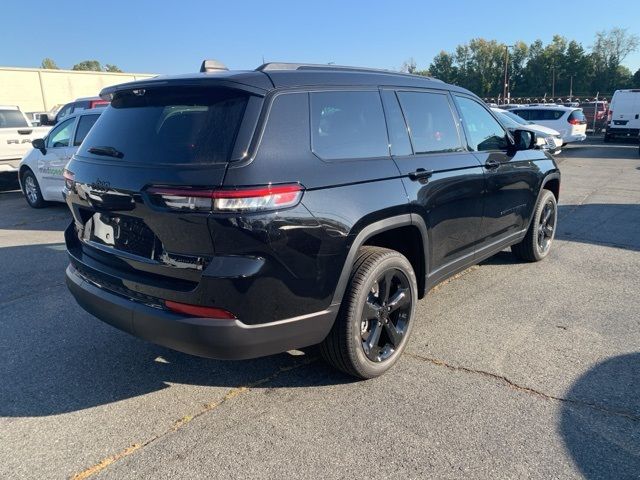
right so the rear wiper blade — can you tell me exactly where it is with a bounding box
[88,146,124,159]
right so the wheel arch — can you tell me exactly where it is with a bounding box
[18,164,33,189]
[330,214,429,306]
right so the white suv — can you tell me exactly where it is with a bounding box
[509,106,587,145]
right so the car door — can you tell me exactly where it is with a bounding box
[382,89,485,282]
[452,95,540,253]
[38,117,76,199]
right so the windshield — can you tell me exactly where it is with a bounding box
[77,87,249,164]
[495,111,521,129]
[0,109,29,128]
[500,110,530,126]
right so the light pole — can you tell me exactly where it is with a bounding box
[569,75,573,102]
[503,45,514,104]
[551,66,556,100]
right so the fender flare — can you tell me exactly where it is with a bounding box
[330,214,429,306]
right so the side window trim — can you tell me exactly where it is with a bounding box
[379,88,413,156]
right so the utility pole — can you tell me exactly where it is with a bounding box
[551,66,556,100]
[569,75,573,102]
[503,45,514,104]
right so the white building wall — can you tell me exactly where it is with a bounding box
[0,66,157,112]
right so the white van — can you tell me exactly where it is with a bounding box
[18,108,104,207]
[605,89,640,142]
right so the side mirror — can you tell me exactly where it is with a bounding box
[511,129,536,151]
[39,114,53,126]
[32,138,46,154]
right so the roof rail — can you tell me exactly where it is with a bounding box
[255,62,443,82]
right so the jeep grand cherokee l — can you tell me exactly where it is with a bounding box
[64,61,560,379]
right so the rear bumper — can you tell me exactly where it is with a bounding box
[0,159,20,173]
[606,127,639,137]
[66,264,337,360]
[563,133,586,143]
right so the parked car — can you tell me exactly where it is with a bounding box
[18,108,104,207]
[604,89,640,142]
[0,105,51,173]
[40,97,109,126]
[509,106,587,145]
[579,101,608,133]
[63,61,560,379]
[491,108,562,154]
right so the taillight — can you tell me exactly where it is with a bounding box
[213,184,303,212]
[63,169,75,190]
[165,300,236,319]
[147,183,304,213]
[568,119,580,125]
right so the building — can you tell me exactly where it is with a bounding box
[0,66,157,113]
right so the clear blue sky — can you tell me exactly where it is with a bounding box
[2,0,639,74]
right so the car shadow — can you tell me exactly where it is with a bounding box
[560,353,640,479]
[0,192,72,232]
[555,137,639,161]
[481,202,640,269]
[0,242,354,418]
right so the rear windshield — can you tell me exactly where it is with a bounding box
[0,109,29,128]
[78,87,249,164]
[569,110,586,122]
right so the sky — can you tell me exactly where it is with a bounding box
[2,0,639,75]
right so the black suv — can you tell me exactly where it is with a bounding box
[64,61,560,379]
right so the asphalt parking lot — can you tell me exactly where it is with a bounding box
[1,138,639,479]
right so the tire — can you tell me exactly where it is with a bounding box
[511,189,557,262]
[21,169,47,208]
[320,246,417,379]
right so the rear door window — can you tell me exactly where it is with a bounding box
[74,114,100,146]
[454,96,508,151]
[310,91,389,160]
[396,91,462,154]
[77,87,249,164]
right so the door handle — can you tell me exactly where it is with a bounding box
[485,159,500,170]
[408,168,434,181]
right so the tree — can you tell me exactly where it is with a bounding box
[591,28,640,92]
[104,64,122,73]
[633,68,640,88]
[400,58,417,74]
[41,58,59,69]
[428,51,457,84]
[72,60,103,71]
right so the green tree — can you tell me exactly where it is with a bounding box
[104,64,123,73]
[591,28,640,92]
[428,51,458,84]
[41,58,59,69]
[72,60,103,71]
[633,68,640,88]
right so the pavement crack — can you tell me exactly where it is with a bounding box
[69,358,315,480]
[406,352,639,422]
